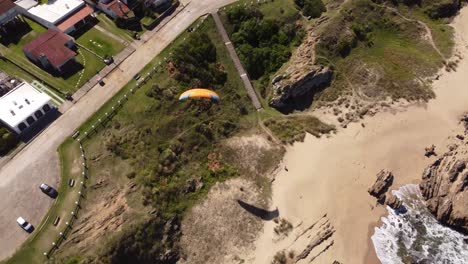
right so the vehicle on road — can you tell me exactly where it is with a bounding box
[39,183,58,198]
[16,217,34,233]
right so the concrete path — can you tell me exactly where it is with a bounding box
[211,12,263,110]
[0,0,238,260]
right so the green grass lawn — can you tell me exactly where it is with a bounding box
[95,13,135,43]
[2,139,84,264]
[75,27,125,57]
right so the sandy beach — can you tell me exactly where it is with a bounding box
[251,6,468,264]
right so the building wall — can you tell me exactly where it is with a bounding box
[11,102,54,134]
[0,8,18,25]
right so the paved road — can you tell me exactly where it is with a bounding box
[0,0,237,260]
[212,12,263,110]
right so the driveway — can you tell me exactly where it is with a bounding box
[0,0,236,260]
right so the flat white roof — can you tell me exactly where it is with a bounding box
[0,82,51,128]
[28,0,84,25]
[14,0,38,11]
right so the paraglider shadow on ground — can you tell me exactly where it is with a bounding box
[237,200,279,221]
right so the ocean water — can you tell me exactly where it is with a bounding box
[371,184,468,264]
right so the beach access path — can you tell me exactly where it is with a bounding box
[211,11,263,110]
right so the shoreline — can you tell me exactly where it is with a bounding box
[251,6,468,264]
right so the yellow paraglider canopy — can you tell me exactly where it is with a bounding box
[179,88,220,102]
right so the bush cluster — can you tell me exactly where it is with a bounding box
[294,0,326,18]
[171,32,227,87]
[0,127,17,155]
[226,7,304,80]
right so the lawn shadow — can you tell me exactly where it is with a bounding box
[69,17,99,40]
[237,199,279,221]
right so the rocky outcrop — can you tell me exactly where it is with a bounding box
[270,65,332,112]
[268,31,333,113]
[368,170,394,204]
[419,114,468,234]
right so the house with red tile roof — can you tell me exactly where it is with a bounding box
[98,0,131,19]
[22,29,77,73]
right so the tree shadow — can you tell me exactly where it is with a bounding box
[0,19,32,46]
[237,200,279,221]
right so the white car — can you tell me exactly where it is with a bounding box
[16,217,33,232]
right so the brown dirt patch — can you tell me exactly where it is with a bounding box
[179,178,267,264]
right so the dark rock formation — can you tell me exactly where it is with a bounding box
[419,123,468,234]
[385,192,403,210]
[425,144,437,157]
[368,170,394,204]
[270,65,333,113]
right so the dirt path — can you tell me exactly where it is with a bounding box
[380,4,445,59]
[0,0,239,260]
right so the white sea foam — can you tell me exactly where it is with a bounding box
[371,184,468,264]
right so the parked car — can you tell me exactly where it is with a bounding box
[16,217,34,233]
[39,183,58,198]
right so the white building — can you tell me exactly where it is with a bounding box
[18,0,93,33]
[0,82,54,134]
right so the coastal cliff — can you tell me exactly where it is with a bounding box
[419,113,468,234]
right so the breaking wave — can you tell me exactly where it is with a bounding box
[371,184,468,264]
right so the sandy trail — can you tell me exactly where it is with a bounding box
[251,7,468,264]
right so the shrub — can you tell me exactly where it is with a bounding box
[0,127,17,155]
[295,0,326,18]
[225,7,303,80]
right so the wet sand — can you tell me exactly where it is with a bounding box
[251,6,468,264]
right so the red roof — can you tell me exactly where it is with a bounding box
[23,29,76,68]
[0,0,15,15]
[104,0,130,18]
[57,4,93,32]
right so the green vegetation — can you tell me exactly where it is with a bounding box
[314,0,450,102]
[264,115,335,143]
[223,6,303,80]
[75,27,125,58]
[294,0,326,18]
[0,127,18,155]
[3,139,82,264]
[390,0,460,19]
[50,17,256,263]
[96,14,135,43]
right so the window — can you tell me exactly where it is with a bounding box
[43,104,51,112]
[34,110,43,119]
[18,122,27,131]
[26,116,35,125]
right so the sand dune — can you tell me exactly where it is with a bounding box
[251,6,468,264]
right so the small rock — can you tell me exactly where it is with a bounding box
[456,134,465,140]
[425,145,437,157]
[368,170,394,204]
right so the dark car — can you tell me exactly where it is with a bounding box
[39,183,58,198]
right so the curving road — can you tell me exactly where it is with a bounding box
[0,0,236,260]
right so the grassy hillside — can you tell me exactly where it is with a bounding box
[53,16,258,263]
[314,0,455,103]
